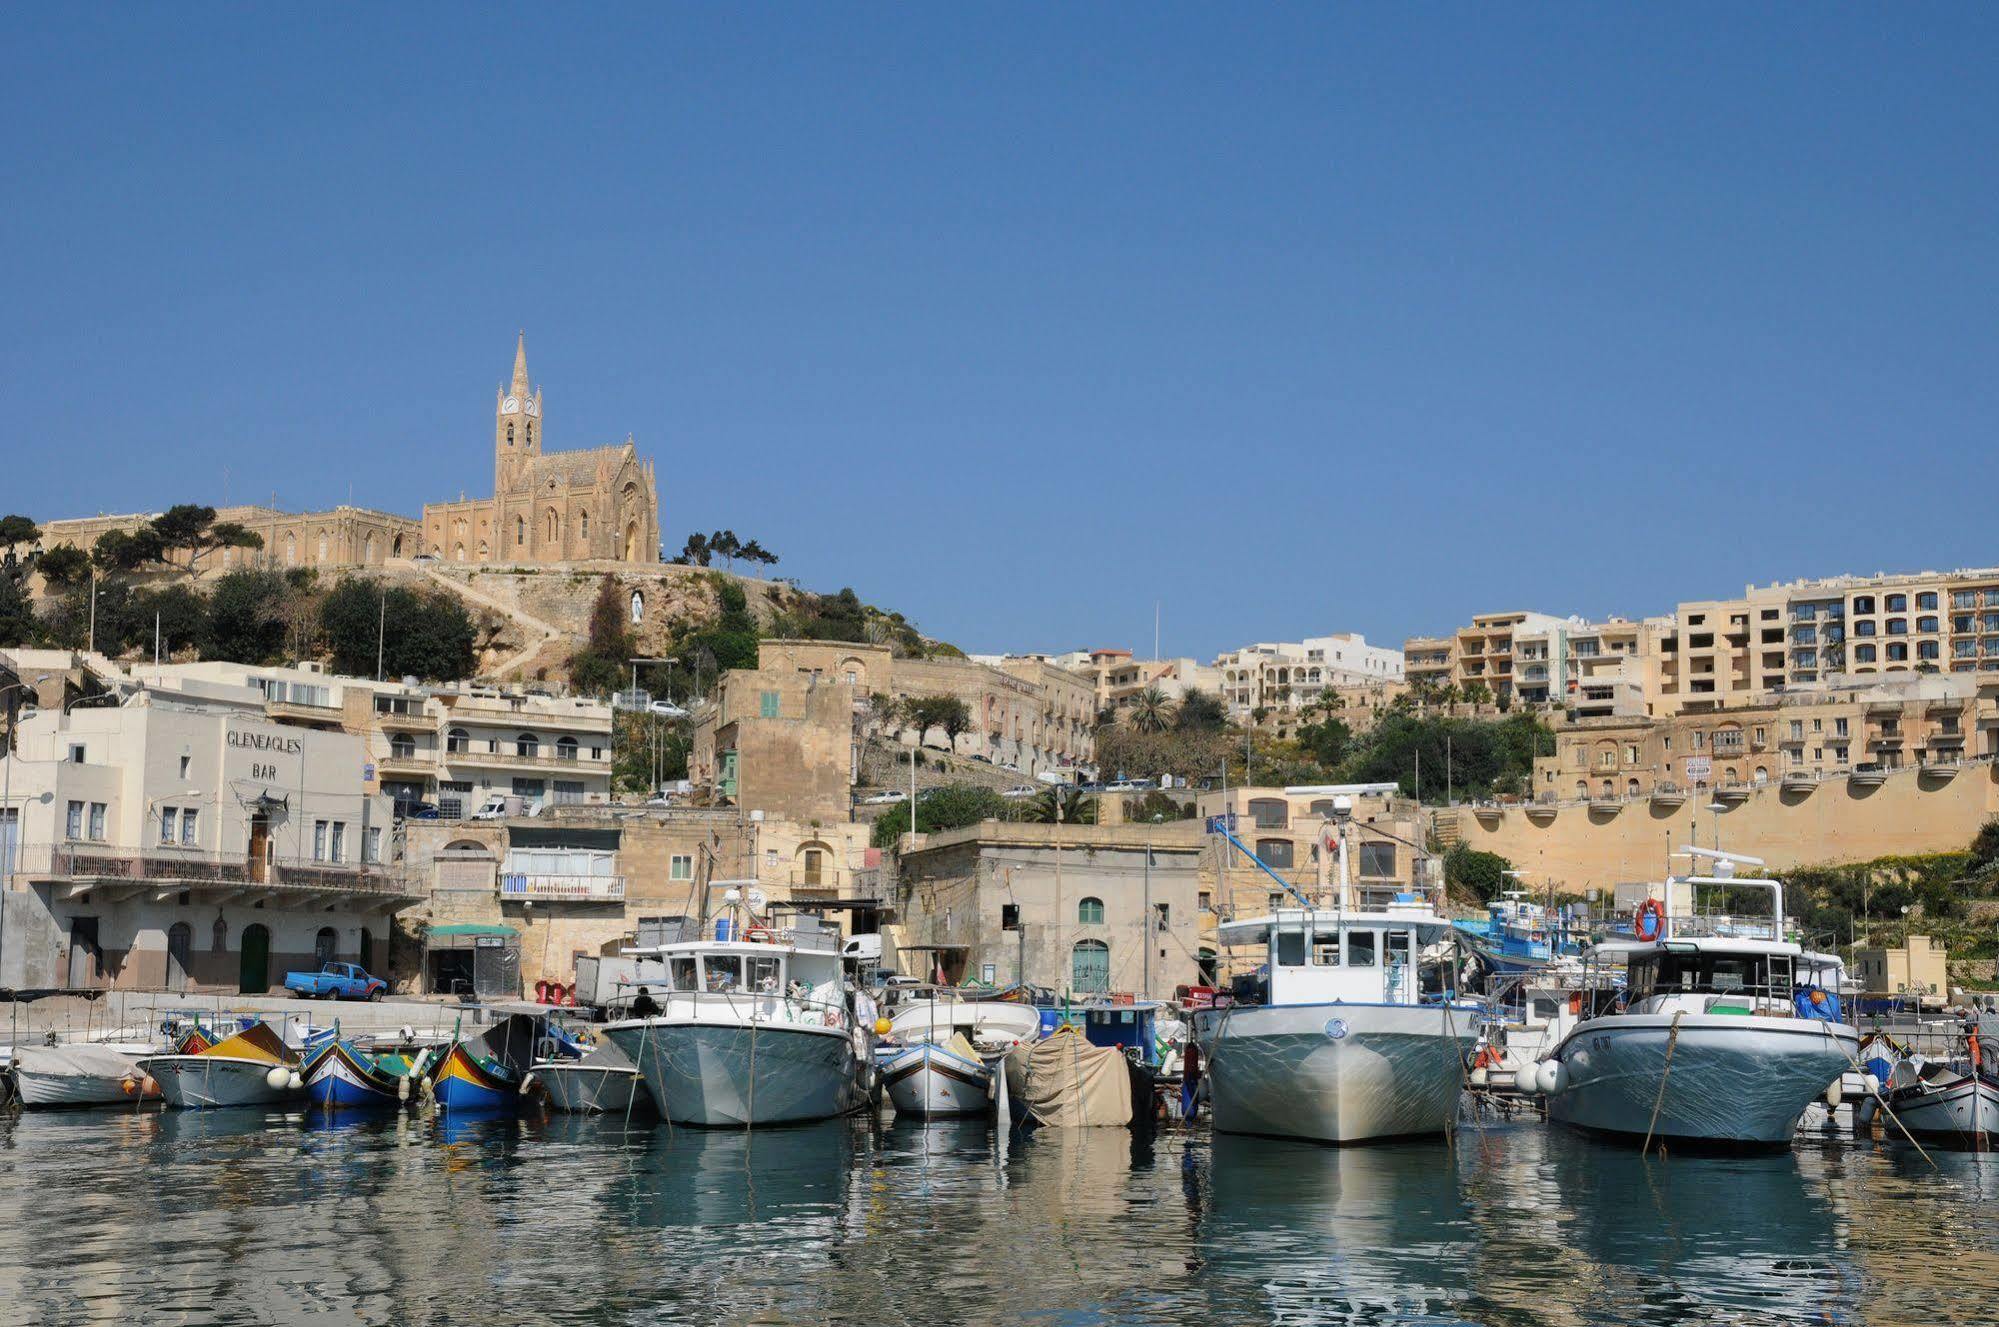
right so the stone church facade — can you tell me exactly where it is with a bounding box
[420,336,661,566]
[31,335,661,574]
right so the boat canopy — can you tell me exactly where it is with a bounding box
[1217,906,1456,949]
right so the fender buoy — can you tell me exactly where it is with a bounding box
[1635,897,1667,943]
[561,985,576,1008]
[535,980,552,1004]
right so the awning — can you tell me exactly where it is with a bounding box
[508,827,620,851]
[427,923,519,938]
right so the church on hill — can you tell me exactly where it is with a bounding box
[419,334,662,565]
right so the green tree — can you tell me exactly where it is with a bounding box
[1024,785,1099,826]
[321,578,476,681]
[1444,843,1513,902]
[568,576,634,696]
[904,695,971,746]
[35,544,91,589]
[130,585,209,660]
[0,574,32,647]
[1174,688,1228,733]
[0,515,38,549]
[869,784,1009,848]
[613,710,691,794]
[93,526,164,573]
[1297,715,1352,768]
[673,532,712,566]
[1125,686,1173,733]
[202,569,290,664]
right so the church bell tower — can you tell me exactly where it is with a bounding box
[494,332,543,492]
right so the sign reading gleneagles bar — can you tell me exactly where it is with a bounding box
[227,725,304,784]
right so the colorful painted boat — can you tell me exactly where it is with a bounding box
[429,1014,542,1112]
[302,1039,428,1110]
[138,1024,306,1110]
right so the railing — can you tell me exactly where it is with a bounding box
[444,746,610,770]
[499,872,627,901]
[9,843,414,896]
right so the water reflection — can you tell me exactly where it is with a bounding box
[3,1107,1999,1325]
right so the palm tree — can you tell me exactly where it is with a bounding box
[1125,685,1173,733]
[1027,786,1098,825]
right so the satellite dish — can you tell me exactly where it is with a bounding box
[723,887,742,904]
[747,888,768,912]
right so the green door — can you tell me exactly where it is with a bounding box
[1071,940,1110,995]
[239,924,271,994]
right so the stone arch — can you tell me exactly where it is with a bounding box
[284,532,297,565]
[362,532,376,563]
[454,543,466,562]
[476,539,490,560]
[514,515,526,548]
[579,509,590,543]
[544,506,560,547]
[623,520,639,562]
[392,533,403,558]
[794,840,834,887]
[317,529,329,562]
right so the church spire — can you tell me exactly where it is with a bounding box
[511,331,530,397]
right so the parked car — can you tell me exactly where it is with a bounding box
[967,753,992,765]
[648,700,689,718]
[395,800,440,821]
[1001,785,1039,799]
[858,789,908,806]
[284,962,387,1002]
[470,794,541,820]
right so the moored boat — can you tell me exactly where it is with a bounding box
[12,1043,158,1108]
[1192,800,1479,1145]
[532,1040,653,1115]
[603,910,866,1127]
[878,992,1041,1119]
[883,1036,992,1117]
[303,1037,431,1110]
[429,1013,544,1112]
[139,1024,306,1110]
[1530,847,1857,1151]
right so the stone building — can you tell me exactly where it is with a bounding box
[0,678,418,992]
[420,336,660,566]
[34,504,421,577]
[896,820,1206,1001]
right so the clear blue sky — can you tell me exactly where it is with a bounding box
[6,7,1996,659]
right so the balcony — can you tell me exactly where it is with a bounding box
[499,872,626,902]
[377,751,440,778]
[445,744,611,774]
[375,710,435,732]
[14,843,422,902]
[266,698,344,723]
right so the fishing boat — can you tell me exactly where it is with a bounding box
[1192,801,1479,1145]
[430,1013,545,1112]
[139,1023,306,1109]
[879,992,1042,1118]
[1527,847,1858,1150]
[532,1040,653,1115]
[1473,891,1586,975]
[302,1035,432,1110]
[602,898,866,1127]
[11,1042,159,1108]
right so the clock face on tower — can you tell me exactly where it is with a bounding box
[525,397,539,418]
[502,397,521,414]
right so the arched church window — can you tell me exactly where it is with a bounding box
[526,422,533,446]
[515,516,525,547]
[545,508,559,543]
[506,423,514,445]
[579,510,589,540]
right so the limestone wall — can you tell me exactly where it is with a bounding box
[1450,764,1999,890]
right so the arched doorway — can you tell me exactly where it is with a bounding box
[623,522,639,562]
[166,921,193,992]
[239,924,271,994]
[360,927,375,974]
[314,926,338,968]
[1071,940,1110,995]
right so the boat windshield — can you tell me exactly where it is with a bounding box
[668,956,698,991]
[1628,948,1793,1002]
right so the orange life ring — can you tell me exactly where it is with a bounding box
[1635,897,1667,942]
[742,926,777,945]
[1567,992,1583,1017]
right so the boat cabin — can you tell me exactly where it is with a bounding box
[1219,907,1456,1008]
[628,934,849,1028]
[1617,938,1846,1020]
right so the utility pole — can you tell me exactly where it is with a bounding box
[1142,818,1154,1000]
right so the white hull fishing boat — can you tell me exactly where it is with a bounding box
[603,896,865,1128]
[882,1038,992,1117]
[1886,1067,1999,1143]
[140,1024,306,1110]
[1529,847,1857,1150]
[12,1043,157,1107]
[1193,796,1479,1145]
[879,995,1041,1118]
[533,1042,653,1115]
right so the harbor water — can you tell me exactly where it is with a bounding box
[2,1109,1998,1325]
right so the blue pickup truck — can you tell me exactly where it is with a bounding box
[284,962,387,1001]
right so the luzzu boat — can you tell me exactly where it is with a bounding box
[303,1037,431,1110]
[430,1013,545,1112]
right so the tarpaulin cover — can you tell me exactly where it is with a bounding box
[1017,1028,1132,1128]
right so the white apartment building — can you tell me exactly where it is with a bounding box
[1216,633,1404,714]
[0,683,419,992]
[131,662,616,816]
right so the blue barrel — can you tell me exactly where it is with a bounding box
[714,918,734,942]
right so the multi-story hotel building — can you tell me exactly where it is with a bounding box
[1215,634,1403,714]
[130,661,615,815]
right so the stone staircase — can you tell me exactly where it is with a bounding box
[407,563,572,682]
